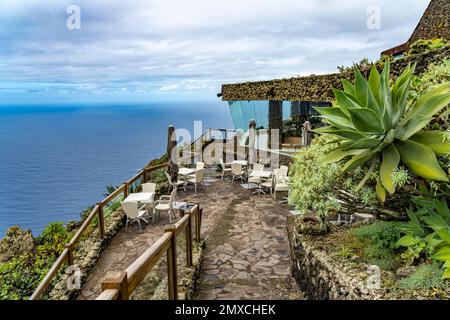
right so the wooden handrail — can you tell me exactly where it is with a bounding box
[30,162,168,300]
[126,232,172,293]
[126,170,144,187]
[68,205,100,247]
[96,288,119,300]
[30,248,69,300]
[97,205,202,300]
[101,185,126,206]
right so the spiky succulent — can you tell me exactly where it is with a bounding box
[315,60,450,202]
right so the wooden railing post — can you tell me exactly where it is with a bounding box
[101,271,129,300]
[123,182,129,198]
[164,225,178,300]
[194,206,202,242]
[66,244,74,266]
[143,168,148,183]
[97,203,105,239]
[186,212,193,267]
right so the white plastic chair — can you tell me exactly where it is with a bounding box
[279,165,289,177]
[273,168,290,200]
[231,163,245,184]
[142,182,156,193]
[121,201,149,231]
[248,163,265,194]
[186,169,205,193]
[220,158,232,180]
[196,162,205,170]
[154,189,177,223]
[165,171,185,191]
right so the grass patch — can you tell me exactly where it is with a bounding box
[399,263,446,290]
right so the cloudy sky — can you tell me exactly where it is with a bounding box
[0,0,430,104]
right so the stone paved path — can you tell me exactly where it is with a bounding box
[195,179,301,300]
[77,173,301,300]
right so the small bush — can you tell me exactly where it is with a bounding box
[351,221,404,270]
[399,263,446,289]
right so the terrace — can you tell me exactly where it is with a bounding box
[77,171,300,300]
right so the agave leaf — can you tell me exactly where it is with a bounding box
[342,152,374,172]
[409,131,450,155]
[354,67,369,106]
[368,65,381,105]
[380,60,393,130]
[342,136,383,150]
[322,148,366,164]
[392,74,412,125]
[403,82,450,123]
[380,144,400,194]
[348,108,383,133]
[333,89,352,116]
[376,177,386,202]
[314,107,354,129]
[395,140,448,181]
[341,79,355,95]
[314,126,369,140]
[401,93,450,139]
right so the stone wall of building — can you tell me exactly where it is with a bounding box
[221,46,450,102]
[409,0,450,43]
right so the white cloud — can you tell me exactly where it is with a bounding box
[0,0,430,103]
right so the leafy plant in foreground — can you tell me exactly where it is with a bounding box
[315,60,450,202]
[397,197,450,279]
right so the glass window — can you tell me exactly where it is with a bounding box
[228,100,269,130]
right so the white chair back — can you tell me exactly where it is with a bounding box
[252,163,264,172]
[279,165,289,177]
[195,169,205,182]
[274,168,285,182]
[219,158,226,168]
[196,162,205,170]
[231,163,243,175]
[121,201,138,219]
[142,182,156,193]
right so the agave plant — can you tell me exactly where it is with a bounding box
[315,60,450,201]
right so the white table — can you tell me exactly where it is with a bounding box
[124,192,155,205]
[178,167,196,176]
[249,170,273,178]
[232,160,248,166]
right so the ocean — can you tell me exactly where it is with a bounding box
[0,102,233,236]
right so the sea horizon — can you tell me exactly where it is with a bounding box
[0,101,233,236]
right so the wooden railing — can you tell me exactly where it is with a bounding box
[29,162,168,300]
[96,204,202,300]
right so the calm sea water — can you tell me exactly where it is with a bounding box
[0,102,233,236]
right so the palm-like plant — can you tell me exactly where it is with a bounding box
[315,60,450,202]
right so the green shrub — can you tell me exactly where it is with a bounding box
[288,135,342,224]
[399,263,445,289]
[351,221,403,270]
[397,196,450,279]
[407,39,449,56]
